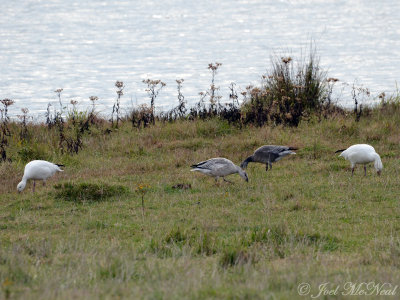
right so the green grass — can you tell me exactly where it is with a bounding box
[1,106,400,299]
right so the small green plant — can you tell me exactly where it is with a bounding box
[89,96,98,114]
[188,62,224,120]
[111,81,124,128]
[64,100,92,154]
[17,108,30,141]
[219,82,241,124]
[143,79,166,125]
[207,62,222,114]
[350,82,370,122]
[161,79,187,122]
[135,183,150,223]
[0,98,14,162]
[55,88,64,112]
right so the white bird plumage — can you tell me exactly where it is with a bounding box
[17,160,64,192]
[191,157,248,183]
[336,144,383,176]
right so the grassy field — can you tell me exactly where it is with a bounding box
[0,104,399,299]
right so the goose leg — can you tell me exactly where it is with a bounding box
[351,167,355,176]
[364,165,367,176]
[32,181,36,192]
[223,177,233,184]
[265,164,269,172]
[269,163,272,170]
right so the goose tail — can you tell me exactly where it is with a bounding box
[334,149,346,154]
[374,154,383,173]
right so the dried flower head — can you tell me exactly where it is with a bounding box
[135,183,151,194]
[115,81,124,89]
[0,98,15,107]
[327,78,339,83]
[281,57,292,64]
[208,62,222,71]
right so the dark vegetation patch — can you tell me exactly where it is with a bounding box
[219,248,256,268]
[145,227,217,258]
[172,183,191,190]
[54,182,129,203]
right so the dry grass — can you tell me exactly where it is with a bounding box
[0,106,400,299]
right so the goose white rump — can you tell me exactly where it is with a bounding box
[17,160,64,192]
[336,144,383,176]
[191,157,248,183]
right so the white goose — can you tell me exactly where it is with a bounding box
[17,160,64,192]
[191,157,248,183]
[335,144,383,176]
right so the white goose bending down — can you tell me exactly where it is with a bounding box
[335,144,383,176]
[191,157,248,183]
[17,160,64,192]
[241,145,297,172]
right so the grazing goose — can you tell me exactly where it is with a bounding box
[191,157,248,183]
[335,144,383,176]
[241,145,297,172]
[17,160,64,192]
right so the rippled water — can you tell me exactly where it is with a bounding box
[1,0,400,119]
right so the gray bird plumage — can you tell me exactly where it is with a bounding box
[241,145,297,172]
[191,157,248,183]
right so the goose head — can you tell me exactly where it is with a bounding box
[17,181,26,193]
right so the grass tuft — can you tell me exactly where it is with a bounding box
[219,248,256,268]
[53,182,129,203]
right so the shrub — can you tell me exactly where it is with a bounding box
[241,46,329,127]
[17,144,48,163]
[129,104,153,128]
